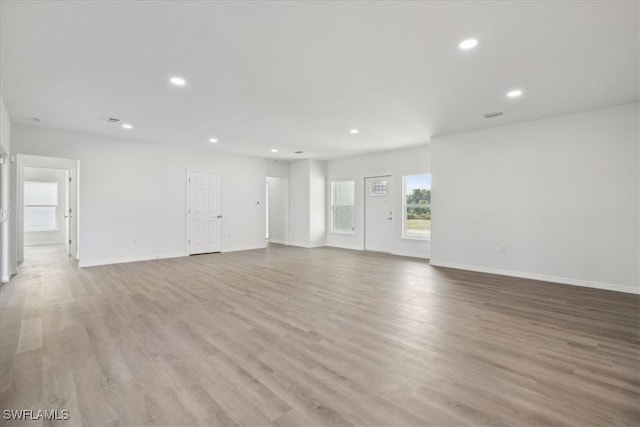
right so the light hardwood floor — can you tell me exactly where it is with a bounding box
[0,244,638,427]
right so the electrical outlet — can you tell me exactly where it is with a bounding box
[133,238,138,245]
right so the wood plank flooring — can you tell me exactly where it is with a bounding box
[1,244,638,426]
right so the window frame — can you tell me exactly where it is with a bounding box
[24,181,60,232]
[402,174,431,241]
[331,180,356,235]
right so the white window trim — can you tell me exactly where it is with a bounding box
[331,180,356,235]
[331,229,355,235]
[24,181,59,232]
[401,234,430,241]
[24,206,59,232]
[402,174,431,241]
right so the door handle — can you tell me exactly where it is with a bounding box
[386,217,392,220]
[217,215,223,219]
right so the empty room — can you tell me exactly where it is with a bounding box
[0,1,638,426]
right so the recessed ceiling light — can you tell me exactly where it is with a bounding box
[458,38,478,50]
[170,76,186,86]
[209,138,218,143]
[122,123,133,129]
[507,89,523,98]
[349,129,359,134]
[271,148,278,153]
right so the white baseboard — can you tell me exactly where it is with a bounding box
[267,239,288,245]
[287,242,326,249]
[79,252,188,268]
[325,242,364,251]
[391,250,430,260]
[326,243,429,260]
[1,275,9,284]
[80,245,273,266]
[221,244,267,253]
[429,260,639,295]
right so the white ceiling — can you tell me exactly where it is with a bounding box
[1,1,638,160]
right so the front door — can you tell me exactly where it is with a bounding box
[188,172,222,254]
[364,176,393,253]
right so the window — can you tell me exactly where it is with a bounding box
[403,174,431,239]
[331,180,355,233]
[24,181,59,231]
[370,180,388,196]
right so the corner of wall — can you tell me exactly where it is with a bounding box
[0,94,13,282]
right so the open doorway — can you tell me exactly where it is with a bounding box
[23,167,69,251]
[266,177,289,245]
[265,180,270,240]
[17,155,79,264]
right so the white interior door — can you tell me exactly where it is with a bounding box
[265,180,269,240]
[365,176,393,253]
[188,171,221,254]
[66,168,78,258]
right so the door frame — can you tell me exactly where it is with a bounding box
[265,179,269,240]
[364,174,393,253]
[265,176,289,245]
[185,169,223,254]
[16,154,80,262]
[0,147,8,283]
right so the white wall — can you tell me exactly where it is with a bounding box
[23,167,67,246]
[431,103,639,294]
[288,159,327,248]
[326,144,431,258]
[267,176,289,244]
[309,160,326,247]
[289,160,311,247]
[0,95,11,282]
[266,161,290,179]
[12,125,281,267]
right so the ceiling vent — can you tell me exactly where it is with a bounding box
[483,111,503,119]
[106,117,121,123]
[294,151,304,154]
